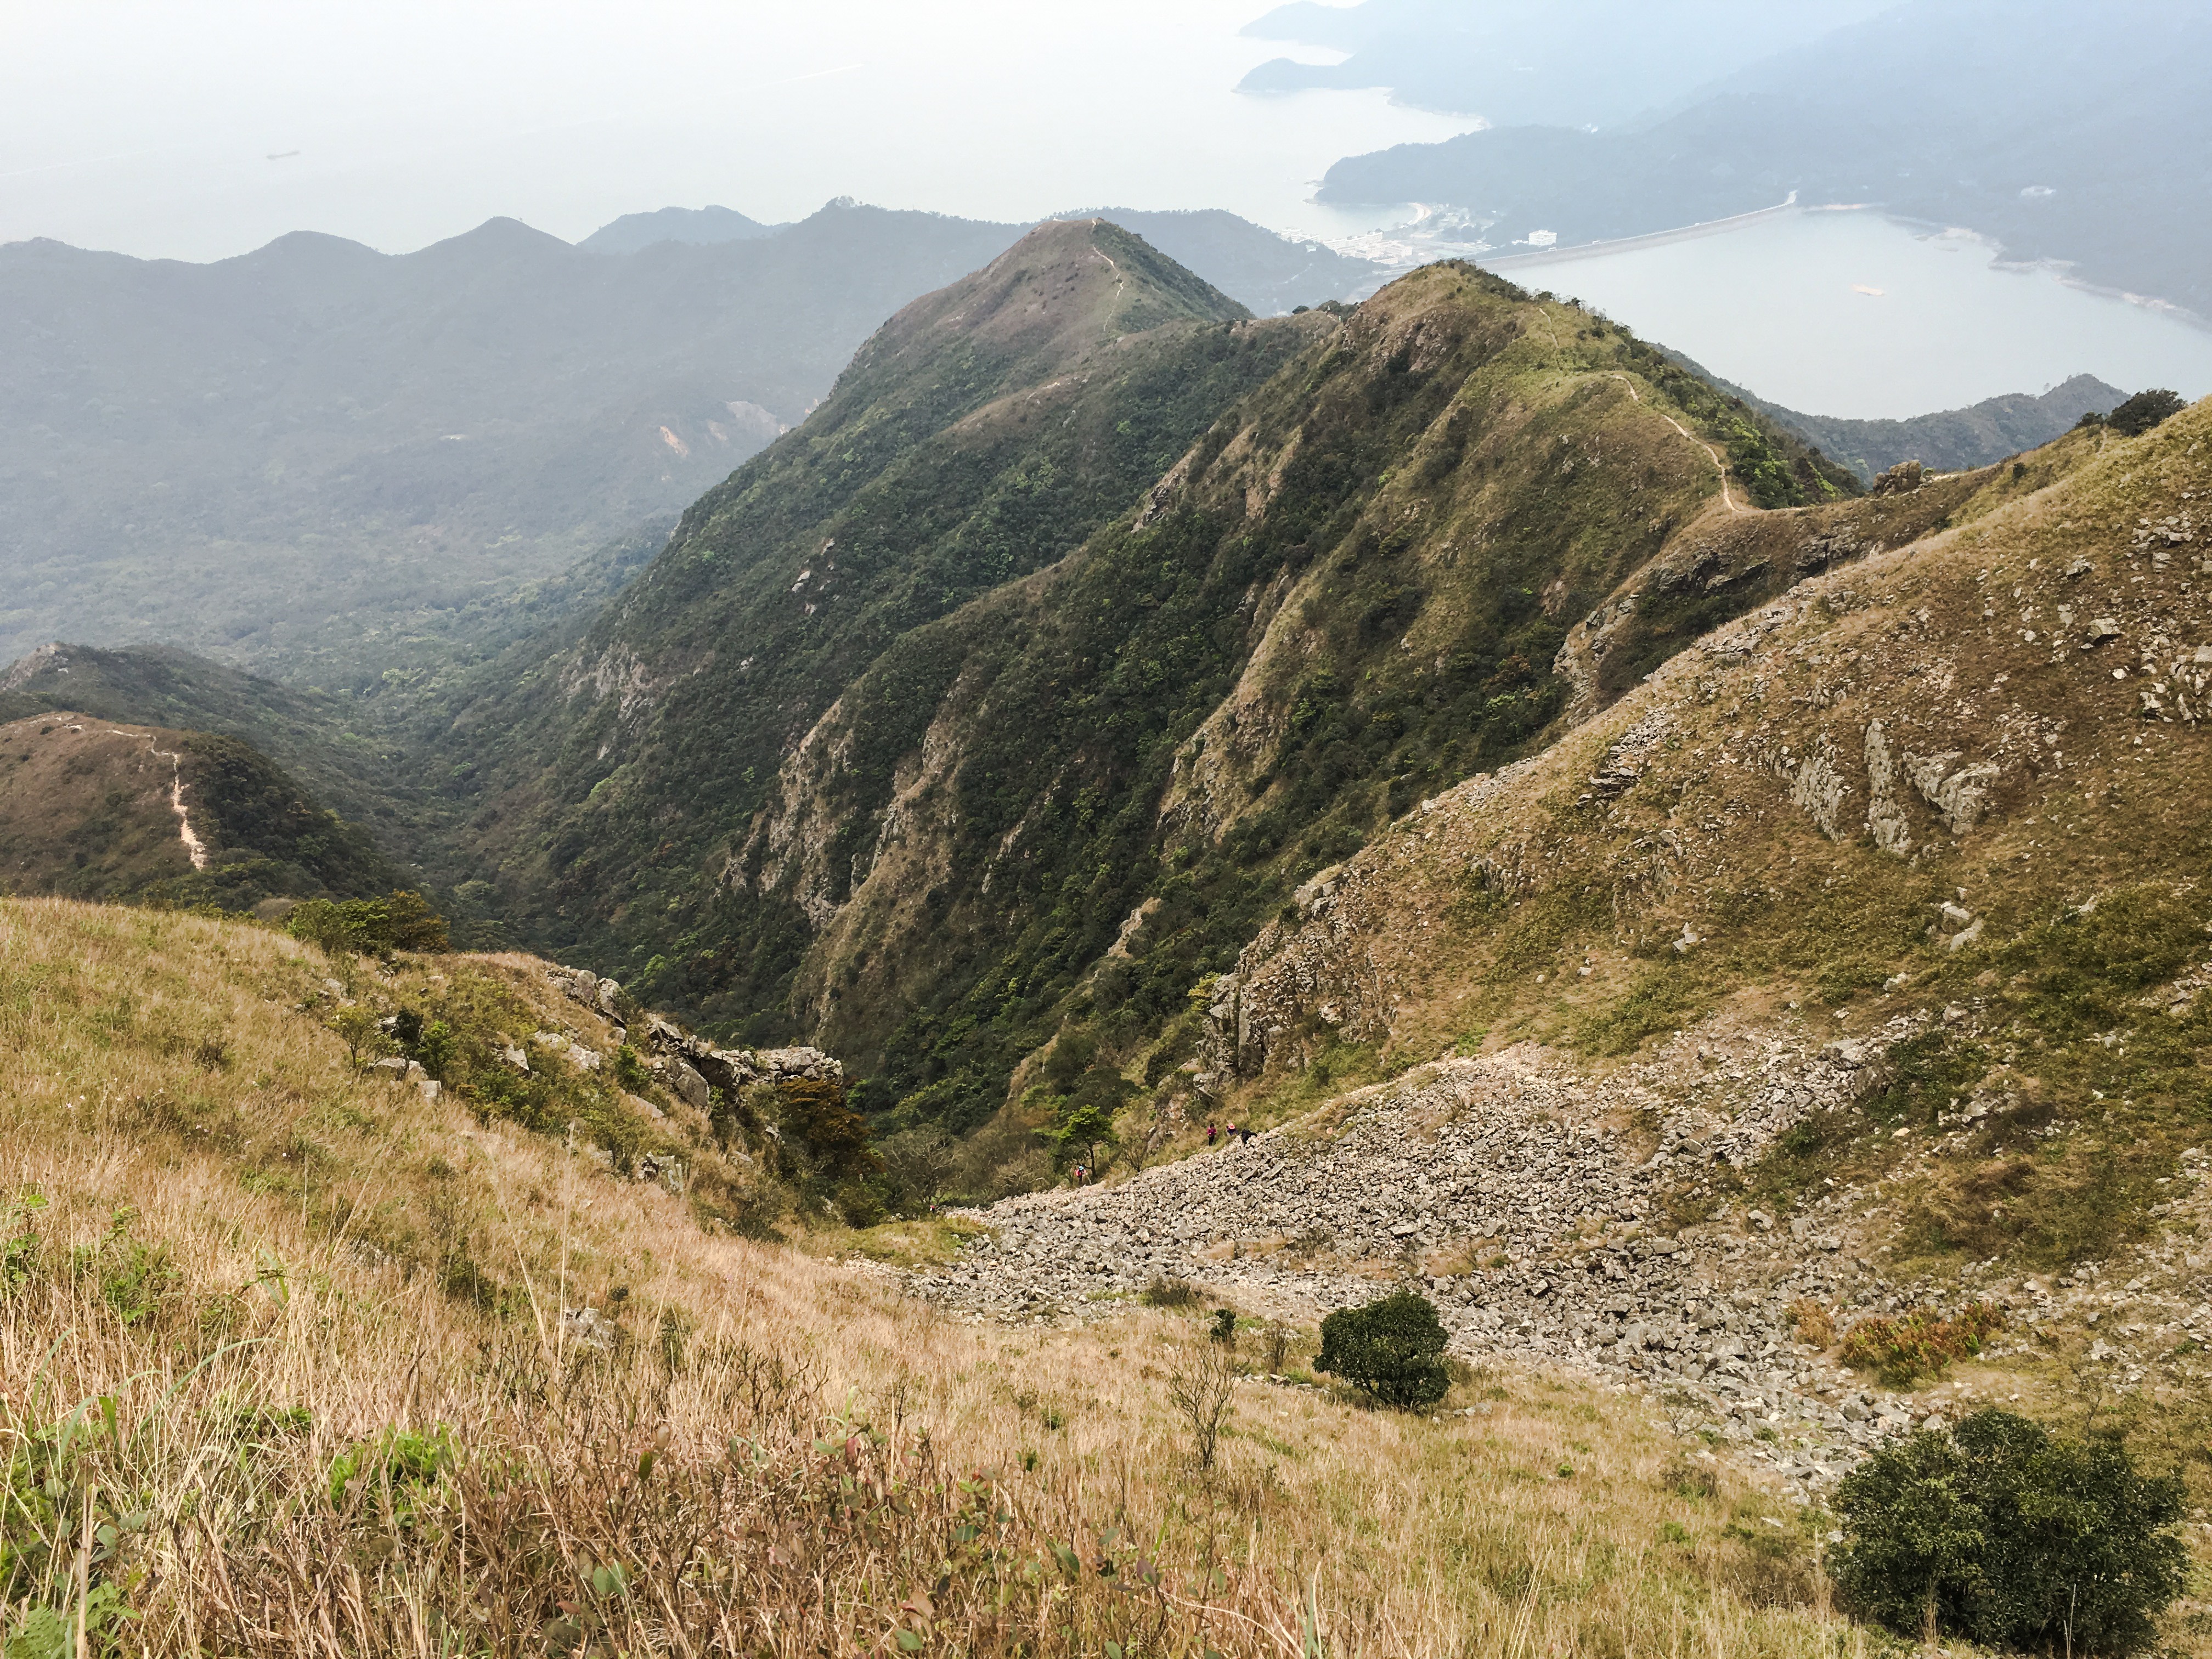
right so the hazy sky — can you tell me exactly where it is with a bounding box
[0,1,1476,260]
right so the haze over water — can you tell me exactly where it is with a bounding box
[5,2,2206,417]
[1486,208,2212,419]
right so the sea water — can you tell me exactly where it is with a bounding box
[1480,208,2212,419]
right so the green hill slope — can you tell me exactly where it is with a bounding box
[1213,395,2211,1276]
[0,713,400,910]
[726,265,1865,1132]
[0,642,420,850]
[457,250,1855,1141]
[448,219,1322,989]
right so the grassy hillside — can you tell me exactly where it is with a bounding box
[0,714,400,911]
[0,896,1866,1656]
[1209,396,2212,1285]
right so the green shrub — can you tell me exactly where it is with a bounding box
[2107,388,2185,438]
[70,1208,177,1328]
[284,890,449,957]
[1,1193,45,1298]
[2,1398,150,1650]
[326,1425,456,1532]
[1314,1289,1450,1409]
[610,1044,652,1094]
[1833,1409,2186,1653]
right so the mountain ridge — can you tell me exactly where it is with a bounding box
[438,219,1323,1007]
[530,255,1862,1145]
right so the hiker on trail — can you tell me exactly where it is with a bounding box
[1236,1126,1257,1146]
[1205,1122,1217,1146]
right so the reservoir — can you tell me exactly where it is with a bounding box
[1478,206,2212,419]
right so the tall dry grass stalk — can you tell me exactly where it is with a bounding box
[2,898,1873,1655]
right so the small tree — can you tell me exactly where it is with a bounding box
[1834,1408,2187,1654]
[1166,1336,1237,1472]
[382,889,450,952]
[1053,1101,1120,1175]
[1314,1289,1451,1409]
[2107,388,2185,438]
[328,1007,383,1075]
[284,890,448,957]
[876,1127,960,1216]
[1829,1425,1990,1641]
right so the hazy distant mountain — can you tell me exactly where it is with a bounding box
[0,202,1025,684]
[578,205,781,254]
[1313,0,2212,319]
[0,202,1384,685]
[1741,374,2129,483]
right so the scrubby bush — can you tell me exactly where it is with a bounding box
[1314,1288,1450,1409]
[1165,1334,1237,1472]
[1833,1409,2186,1653]
[2108,388,2186,438]
[1142,1275,1201,1308]
[1839,1302,2001,1385]
[284,890,449,957]
[874,1127,958,1216]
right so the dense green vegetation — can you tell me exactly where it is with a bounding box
[1835,1410,2187,1652]
[1315,1290,1453,1410]
[5,230,1893,1182]
[454,222,1293,1018]
[761,265,1850,1139]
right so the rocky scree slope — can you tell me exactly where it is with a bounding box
[449,220,1316,1024]
[913,1031,2212,1511]
[721,266,1852,1132]
[0,710,400,910]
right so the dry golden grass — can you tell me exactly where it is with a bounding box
[2,898,1882,1656]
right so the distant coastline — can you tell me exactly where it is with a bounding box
[1481,193,1805,270]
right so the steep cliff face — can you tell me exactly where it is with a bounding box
[721,263,1859,1131]
[452,220,1310,1020]
[1206,398,2209,1267]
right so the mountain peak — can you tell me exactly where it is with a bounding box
[578,204,778,256]
[406,216,577,266]
[865,216,1248,381]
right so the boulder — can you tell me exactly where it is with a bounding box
[669,1060,712,1112]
